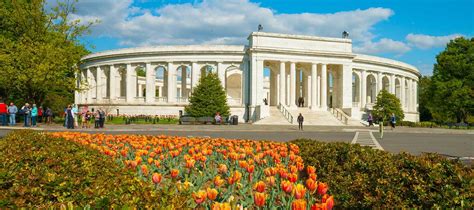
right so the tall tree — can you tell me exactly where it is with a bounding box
[428,37,474,123]
[372,89,404,122]
[418,76,433,121]
[185,73,230,118]
[0,0,94,112]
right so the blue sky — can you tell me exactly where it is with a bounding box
[69,0,474,76]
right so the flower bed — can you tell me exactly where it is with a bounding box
[50,132,334,209]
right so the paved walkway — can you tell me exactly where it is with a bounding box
[351,131,383,150]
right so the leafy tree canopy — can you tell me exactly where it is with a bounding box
[428,37,474,123]
[0,0,95,113]
[372,89,404,122]
[185,73,230,118]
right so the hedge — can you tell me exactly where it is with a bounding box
[291,139,473,208]
[0,131,187,208]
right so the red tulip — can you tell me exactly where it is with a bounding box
[254,181,266,192]
[317,182,328,195]
[306,178,317,192]
[171,169,179,179]
[288,173,298,183]
[293,184,307,199]
[254,192,266,207]
[306,166,316,174]
[152,173,162,184]
[281,180,293,193]
[192,190,207,204]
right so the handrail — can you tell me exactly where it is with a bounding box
[330,108,349,125]
[277,103,294,124]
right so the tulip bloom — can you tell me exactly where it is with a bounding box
[171,169,179,179]
[218,164,228,174]
[288,173,298,183]
[310,203,327,210]
[306,166,316,174]
[308,173,317,181]
[266,176,276,186]
[141,164,149,176]
[192,190,207,204]
[253,192,266,207]
[281,180,293,193]
[323,195,334,210]
[212,202,231,210]
[293,184,307,199]
[292,199,307,210]
[214,176,225,187]
[246,165,255,174]
[317,182,328,195]
[254,181,266,192]
[207,188,218,201]
[306,178,317,192]
[186,159,196,168]
[152,173,162,184]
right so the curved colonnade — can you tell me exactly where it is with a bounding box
[77,32,420,123]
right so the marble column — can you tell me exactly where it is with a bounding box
[342,64,353,109]
[276,73,280,105]
[191,62,199,90]
[218,62,225,88]
[256,60,264,105]
[306,74,311,108]
[279,61,286,106]
[390,74,396,94]
[414,80,418,112]
[86,68,93,102]
[95,66,103,101]
[181,65,187,98]
[320,64,327,109]
[289,62,296,108]
[377,72,382,95]
[360,70,367,109]
[145,62,155,103]
[167,62,175,103]
[126,64,134,102]
[311,64,317,110]
[109,65,117,101]
[401,77,406,109]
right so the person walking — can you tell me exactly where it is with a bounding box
[38,106,43,123]
[31,104,38,127]
[99,108,105,128]
[367,113,373,127]
[8,102,18,126]
[45,107,53,124]
[94,110,100,128]
[297,113,304,131]
[85,110,92,128]
[66,105,74,129]
[390,113,396,130]
[21,103,31,127]
[0,100,7,126]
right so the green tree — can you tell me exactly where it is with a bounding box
[428,37,474,123]
[418,76,433,121]
[0,0,94,113]
[185,73,230,118]
[372,89,404,122]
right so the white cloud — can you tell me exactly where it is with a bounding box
[353,38,411,54]
[406,33,463,49]
[67,0,395,47]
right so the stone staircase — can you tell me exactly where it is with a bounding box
[253,106,293,125]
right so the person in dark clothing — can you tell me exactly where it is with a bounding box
[99,108,105,128]
[297,113,304,131]
[367,113,373,127]
[66,105,74,129]
[390,113,396,130]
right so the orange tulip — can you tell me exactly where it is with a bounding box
[306,178,317,192]
[310,203,327,210]
[218,164,228,174]
[293,183,307,199]
[288,173,298,183]
[264,168,272,176]
[266,176,276,186]
[281,180,293,193]
[141,164,149,176]
[152,173,162,184]
[296,162,304,171]
[171,169,179,179]
[147,157,153,164]
[317,182,328,195]
[214,176,225,187]
[246,165,255,174]
[212,202,231,210]
[207,188,218,201]
[308,173,317,181]
[306,166,316,174]
[228,170,242,185]
[254,181,266,192]
[192,190,207,204]
[186,159,196,168]
[130,160,138,169]
[239,160,248,169]
[290,165,298,173]
[323,195,334,210]
[292,199,307,210]
[253,192,266,207]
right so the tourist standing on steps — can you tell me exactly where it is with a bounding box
[8,102,17,126]
[297,113,304,131]
[0,100,7,126]
[367,113,373,127]
[31,104,38,127]
[390,113,396,130]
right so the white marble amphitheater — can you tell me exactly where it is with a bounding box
[76,32,420,125]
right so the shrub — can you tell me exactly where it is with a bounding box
[185,72,230,118]
[0,131,187,208]
[291,139,473,208]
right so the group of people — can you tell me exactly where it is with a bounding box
[64,105,106,129]
[0,100,53,127]
[367,113,397,130]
